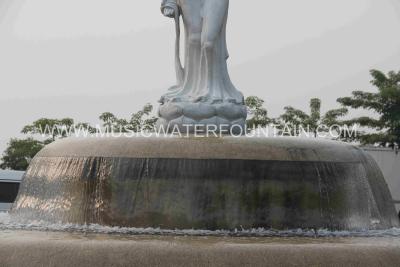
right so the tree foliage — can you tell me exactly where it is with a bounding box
[337,69,400,146]
[0,138,44,171]
[280,98,348,137]
[1,104,158,170]
[99,103,158,133]
[129,103,158,132]
[245,96,271,129]
[22,118,96,141]
[99,112,129,133]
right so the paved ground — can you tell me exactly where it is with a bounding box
[0,231,400,266]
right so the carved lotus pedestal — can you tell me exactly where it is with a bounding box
[157,101,247,133]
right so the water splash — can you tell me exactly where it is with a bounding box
[2,212,400,238]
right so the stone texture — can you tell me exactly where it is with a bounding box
[1,231,400,267]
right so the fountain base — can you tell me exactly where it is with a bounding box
[12,136,399,230]
[1,231,400,267]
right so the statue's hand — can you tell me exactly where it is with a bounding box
[163,6,175,18]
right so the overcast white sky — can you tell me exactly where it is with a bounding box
[0,0,400,152]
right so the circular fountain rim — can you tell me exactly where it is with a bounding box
[36,136,362,162]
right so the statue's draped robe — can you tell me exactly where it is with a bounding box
[161,0,244,105]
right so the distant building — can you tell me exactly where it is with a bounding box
[0,170,24,212]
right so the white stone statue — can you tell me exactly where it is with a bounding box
[157,0,247,133]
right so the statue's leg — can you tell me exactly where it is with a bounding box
[201,0,229,46]
[179,0,202,43]
[175,0,203,99]
[199,0,229,101]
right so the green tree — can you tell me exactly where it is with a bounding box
[22,118,65,141]
[0,138,44,171]
[280,98,348,137]
[99,112,117,129]
[99,112,129,133]
[99,103,158,133]
[1,104,158,170]
[337,70,400,146]
[245,96,271,129]
[129,103,158,132]
[280,105,309,136]
[22,118,95,141]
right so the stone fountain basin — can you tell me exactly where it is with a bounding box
[1,230,400,267]
[11,136,399,230]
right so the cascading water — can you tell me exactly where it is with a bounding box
[10,136,399,231]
